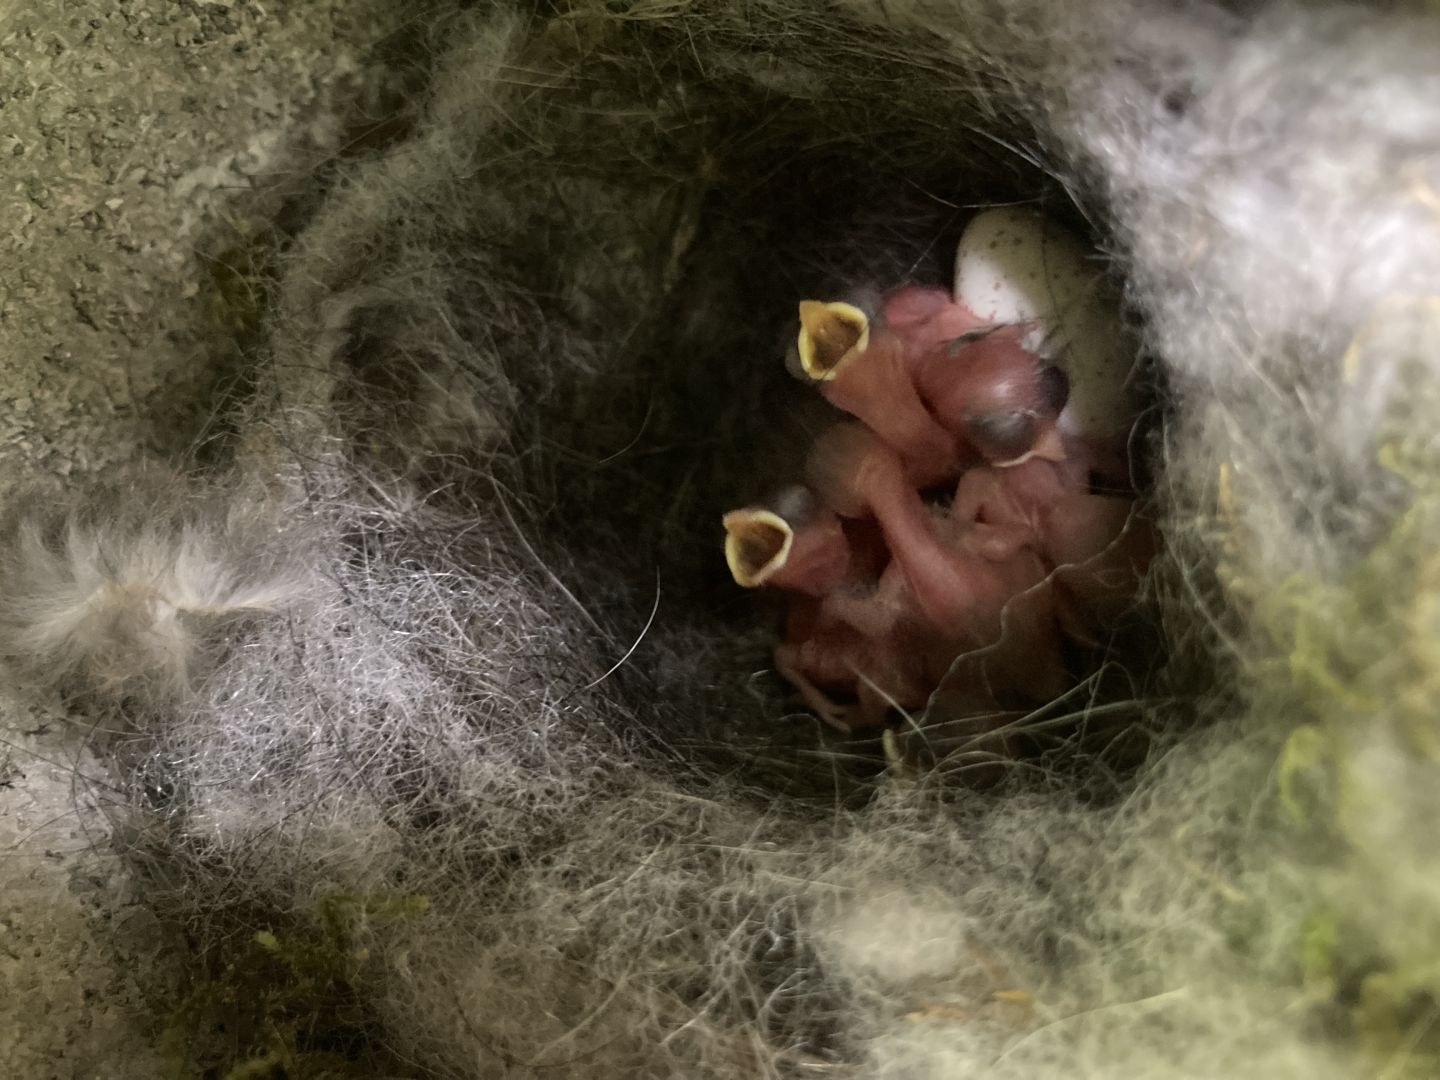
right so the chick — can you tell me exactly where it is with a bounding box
[804,424,1035,611]
[951,451,1155,644]
[723,484,891,730]
[804,424,1071,722]
[913,328,1070,467]
[953,207,1139,446]
[794,288,1068,477]
[773,599,925,732]
[722,484,884,595]
[794,297,961,486]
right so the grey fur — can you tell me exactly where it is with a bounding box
[6,1,1440,1076]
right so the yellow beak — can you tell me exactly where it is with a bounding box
[796,301,870,380]
[722,508,794,587]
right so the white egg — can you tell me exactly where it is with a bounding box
[954,207,1136,440]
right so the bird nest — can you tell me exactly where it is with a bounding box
[6,2,1440,1077]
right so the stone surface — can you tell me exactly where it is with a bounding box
[0,1,396,1073]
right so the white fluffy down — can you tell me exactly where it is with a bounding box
[0,481,316,697]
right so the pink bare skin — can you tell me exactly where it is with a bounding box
[774,594,931,731]
[722,486,897,729]
[880,288,1071,464]
[806,555,1068,731]
[800,424,1072,726]
[881,287,1072,468]
[761,271,1145,733]
[798,287,1069,478]
[879,284,988,349]
[797,299,962,488]
[912,328,1069,467]
[722,486,887,595]
[806,423,1039,626]
[952,450,1155,643]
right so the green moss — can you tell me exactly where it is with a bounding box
[1250,410,1440,1074]
[1276,724,1332,825]
[1299,909,1340,993]
[1354,968,1440,1080]
[202,224,277,341]
[165,892,430,1080]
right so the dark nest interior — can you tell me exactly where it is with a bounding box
[281,1,1177,796]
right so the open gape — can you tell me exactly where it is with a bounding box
[4,2,1440,1077]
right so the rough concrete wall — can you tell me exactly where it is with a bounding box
[0,2,395,1073]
